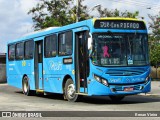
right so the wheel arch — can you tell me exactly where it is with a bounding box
[62,74,73,93]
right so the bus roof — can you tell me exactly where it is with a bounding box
[93,17,139,21]
[22,27,59,37]
[7,17,145,44]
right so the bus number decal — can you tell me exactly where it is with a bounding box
[110,78,122,83]
[22,61,26,67]
[49,61,62,71]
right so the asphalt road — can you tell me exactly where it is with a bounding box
[0,83,160,120]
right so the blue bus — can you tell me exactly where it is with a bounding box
[7,17,151,102]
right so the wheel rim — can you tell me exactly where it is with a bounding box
[67,84,76,99]
[23,77,28,93]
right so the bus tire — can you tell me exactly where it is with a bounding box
[64,78,78,102]
[109,95,125,102]
[22,76,35,96]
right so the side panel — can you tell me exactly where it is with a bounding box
[7,60,35,89]
[43,57,64,93]
[7,61,23,89]
[7,42,35,90]
[43,33,64,93]
[43,31,75,93]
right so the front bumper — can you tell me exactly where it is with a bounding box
[87,79,151,96]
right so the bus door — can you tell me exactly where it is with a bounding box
[34,40,43,90]
[75,31,89,93]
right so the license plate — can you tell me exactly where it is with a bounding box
[124,87,134,91]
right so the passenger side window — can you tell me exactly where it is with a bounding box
[16,42,24,60]
[8,44,15,61]
[45,34,57,57]
[25,40,34,59]
[58,31,72,56]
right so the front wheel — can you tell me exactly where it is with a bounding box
[64,78,78,102]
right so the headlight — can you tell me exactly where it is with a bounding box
[93,74,109,86]
[93,74,101,82]
[102,78,109,86]
[145,76,150,84]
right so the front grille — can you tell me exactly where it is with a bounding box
[114,84,141,91]
[109,81,145,85]
[106,68,145,76]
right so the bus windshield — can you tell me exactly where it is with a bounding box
[91,33,149,66]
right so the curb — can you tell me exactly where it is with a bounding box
[0,83,7,85]
[139,93,160,97]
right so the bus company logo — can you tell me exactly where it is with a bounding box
[110,78,122,83]
[126,78,145,83]
[22,61,26,66]
[49,61,62,71]
[126,78,132,83]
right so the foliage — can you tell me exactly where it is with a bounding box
[150,42,160,67]
[28,0,140,30]
[28,0,71,30]
[149,12,160,36]
[28,0,90,30]
[96,6,139,18]
[148,12,160,66]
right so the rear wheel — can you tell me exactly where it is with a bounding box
[64,78,78,102]
[22,76,35,96]
[109,95,125,102]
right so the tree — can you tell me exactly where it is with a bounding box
[148,12,160,67]
[28,0,140,30]
[70,0,91,22]
[28,0,72,30]
[28,0,90,30]
[149,12,160,37]
[96,6,139,18]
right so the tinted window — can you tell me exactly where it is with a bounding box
[25,40,34,59]
[45,34,57,57]
[16,42,24,60]
[58,31,72,56]
[8,44,15,61]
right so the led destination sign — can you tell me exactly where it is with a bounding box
[94,20,146,30]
